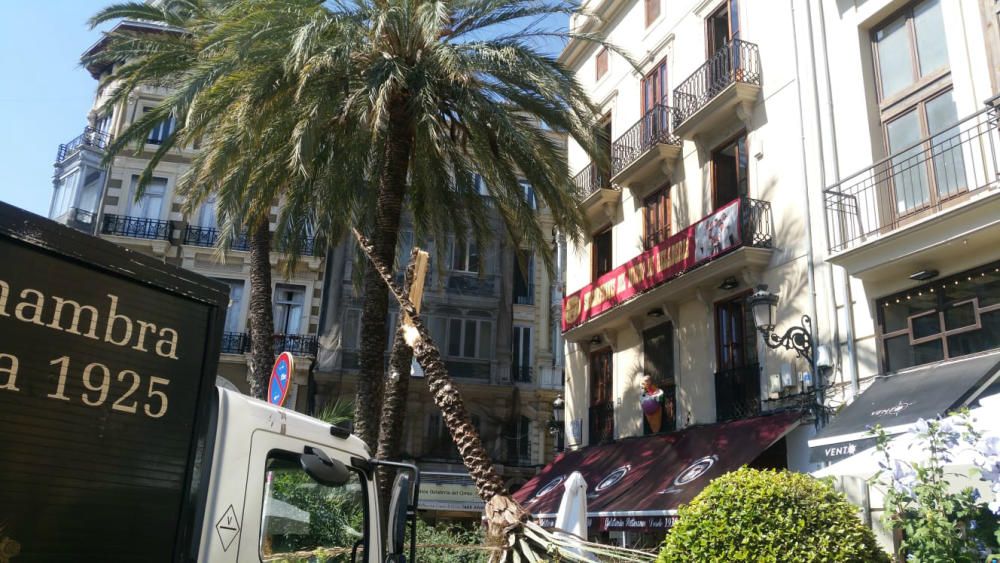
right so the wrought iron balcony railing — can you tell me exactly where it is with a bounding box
[220,332,318,357]
[56,127,111,164]
[101,214,170,240]
[571,162,613,199]
[445,273,498,297]
[511,365,533,383]
[183,226,251,251]
[672,39,762,126]
[714,362,761,422]
[824,97,1000,253]
[611,104,680,176]
[739,196,774,249]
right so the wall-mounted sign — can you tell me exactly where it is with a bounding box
[562,199,742,331]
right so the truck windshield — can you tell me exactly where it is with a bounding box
[260,454,367,562]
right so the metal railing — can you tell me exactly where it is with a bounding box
[514,284,535,305]
[612,104,680,176]
[571,162,613,199]
[219,332,318,357]
[588,403,614,444]
[445,273,498,297]
[511,365,533,383]
[183,226,251,252]
[673,39,762,126]
[56,127,111,164]
[739,196,774,248]
[101,214,170,240]
[824,98,1000,253]
[714,362,761,422]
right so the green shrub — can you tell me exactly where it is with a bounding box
[658,468,889,563]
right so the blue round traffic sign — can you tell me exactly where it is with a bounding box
[268,352,294,407]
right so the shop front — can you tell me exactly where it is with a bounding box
[513,411,801,545]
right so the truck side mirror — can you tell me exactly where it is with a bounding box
[300,446,350,487]
[386,471,412,563]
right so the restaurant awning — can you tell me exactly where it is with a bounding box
[512,411,802,532]
[808,351,1000,464]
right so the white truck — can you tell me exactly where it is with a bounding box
[0,201,417,562]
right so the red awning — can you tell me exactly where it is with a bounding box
[512,411,802,531]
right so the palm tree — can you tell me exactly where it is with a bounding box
[90,0,608,449]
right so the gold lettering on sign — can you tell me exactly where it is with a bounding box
[104,294,133,347]
[48,297,100,340]
[0,353,19,391]
[156,328,179,360]
[14,289,45,325]
[0,280,9,317]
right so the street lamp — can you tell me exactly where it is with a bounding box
[748,285,814,366]
[548,394,565,436]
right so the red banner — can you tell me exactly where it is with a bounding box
[562,199,742,331]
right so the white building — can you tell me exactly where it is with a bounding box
[512,0,1000,551]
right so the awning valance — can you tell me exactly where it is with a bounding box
[512,411,802,531]
[808,351,1000,464]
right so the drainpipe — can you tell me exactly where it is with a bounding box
[810,0,860,396]
[789,0,822,392]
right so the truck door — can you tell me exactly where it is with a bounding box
[237,431,377,563]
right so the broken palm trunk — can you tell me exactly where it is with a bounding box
[352,230,655,563]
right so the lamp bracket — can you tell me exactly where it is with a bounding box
[759,314,814,365]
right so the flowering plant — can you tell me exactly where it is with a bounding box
[872,412,999,561]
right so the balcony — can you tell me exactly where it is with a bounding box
[562,196,774,338]
[571,162,620,224]
[610,104,681,190]
[511,365,533,383]
[715,363,761,422]
[183,225,320,256]
[101,214,170,240]
[445,273,498,298]
[823,98,1000,278]
[56,127,110,165]
[672,39,762,140]
[220,331,318,357]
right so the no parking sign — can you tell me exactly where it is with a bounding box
[268,352,294,407]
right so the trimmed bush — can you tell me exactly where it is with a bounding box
[658,468,889,562]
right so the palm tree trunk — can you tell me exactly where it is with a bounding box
[247,215,275,399]
[376,252,418,531]
[354,100,414,451]
[352,230,524,546]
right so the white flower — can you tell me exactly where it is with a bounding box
[891,459,918,495]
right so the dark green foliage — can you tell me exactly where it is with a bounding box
[658,468,889,563]
[414,519,489,563]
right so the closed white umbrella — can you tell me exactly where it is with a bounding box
[552,471,596,561]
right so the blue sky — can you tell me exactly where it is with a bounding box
[0,1,110,216]
[0,3,568,217]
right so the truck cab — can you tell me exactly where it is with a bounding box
[199,387,389,562]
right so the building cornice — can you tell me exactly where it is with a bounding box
[558,0,635,71]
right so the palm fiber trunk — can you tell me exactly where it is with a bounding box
[247,215,275,399]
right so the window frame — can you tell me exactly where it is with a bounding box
[591,226,613,281]
[273,283,307,336]
[871,0,951,111]
[449,238,480,274]
[643,186,672,250]
[710,130,749,210]
[645,0,661,27]
[714,291,757,372]
[595,47,609,81]
[444,317,494,360]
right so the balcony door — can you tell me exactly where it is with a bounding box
[643,322,677,434]
[641,58,669,149]
[643,187,671,249]
[589,348,614,444]
[712,132,749,209]
[592,227,613,280]
[273,284,306,336]
[128,175,167,220]
[715,293,760,421]
[707,0,740,55]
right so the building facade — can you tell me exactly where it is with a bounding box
[48,21,325,401]
[314,204,566,521]
[540,0,1000,551]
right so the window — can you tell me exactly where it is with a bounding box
[507,416,531,464]
[589,348,614,445]
[520,181,537,210]
[514,252,534,305]
[94,112,112,135]
[512,325,532,382]
[274,284,306,335]
[445,318,493,360]
[878,262,1000,372]
[711,133,748,209]
[642,58,668,114]
[260,451,366,560]
[50,169,80,219]
[215,278,245,333]
[873,0,949,101]
[128,175,167,220]
[643,187,671,249]
[595,48,609,81]
[707,0,740,55]
[143,106,176,145]
[715,294,757,371]
[78,169,104,215]
[643,322,677,434]
[196,196,217,229]
[450,239,480,273]
[645,0,660,26]
[592,228,613,281]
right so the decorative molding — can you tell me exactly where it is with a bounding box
[735,100,755,129]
